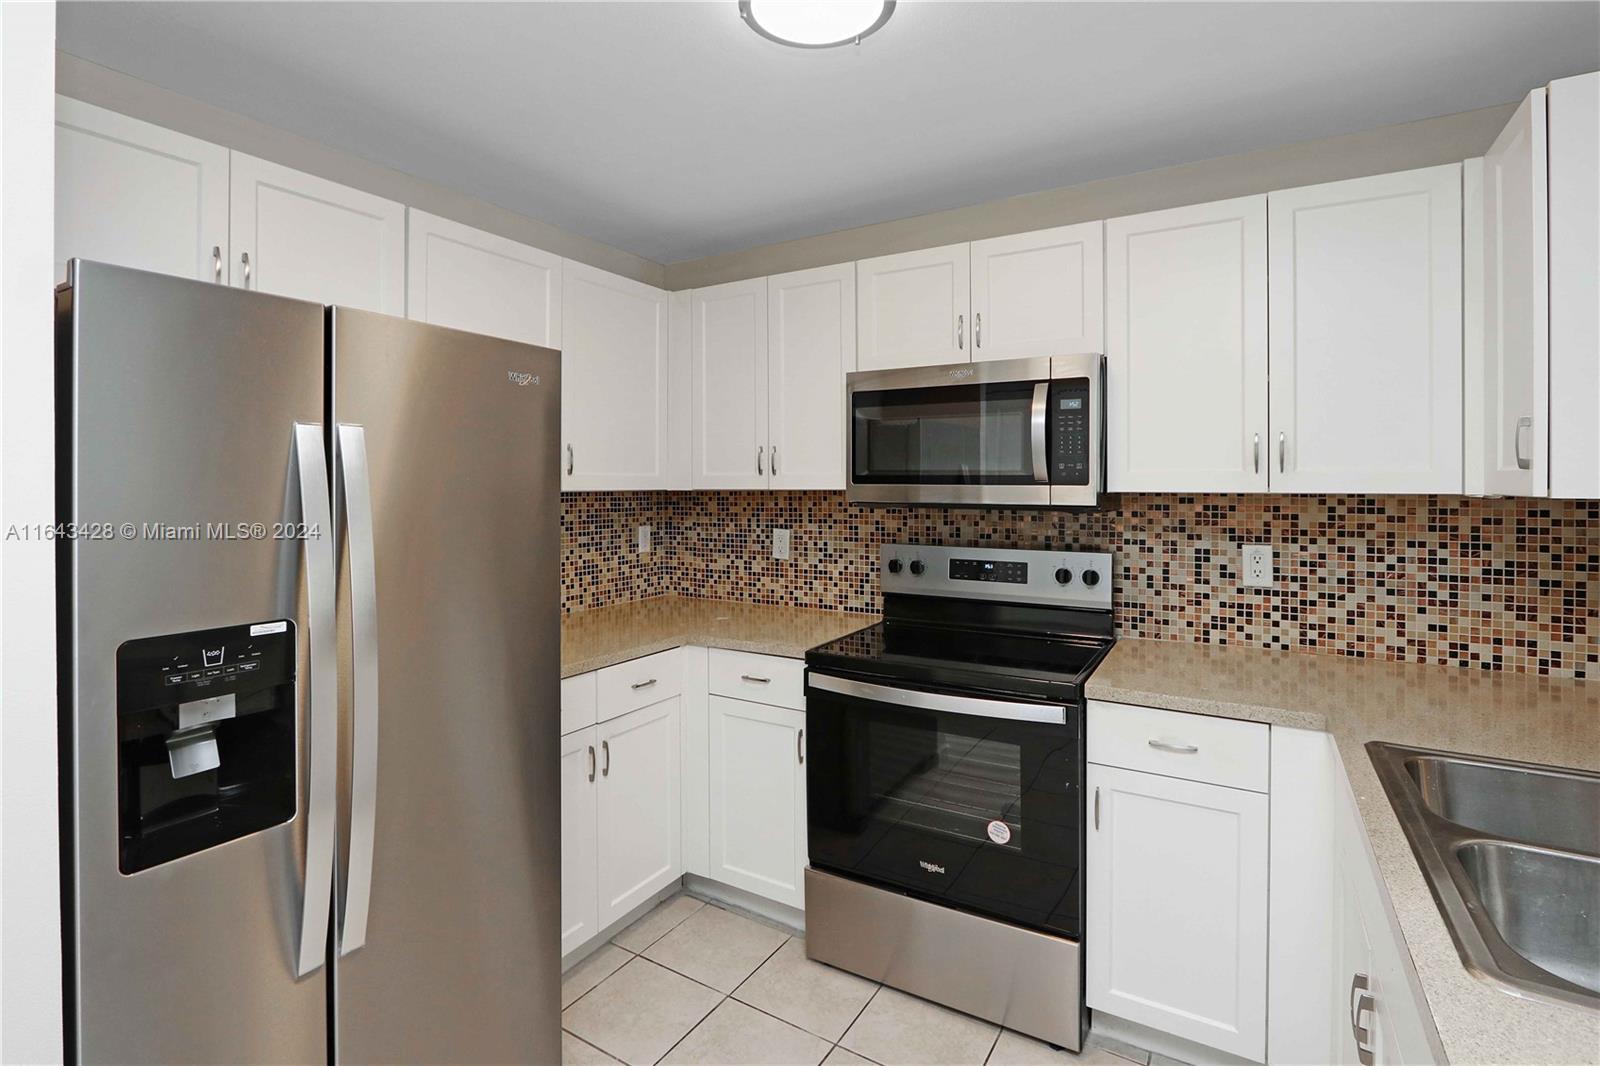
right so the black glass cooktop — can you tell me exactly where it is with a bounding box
[807,619,1113,704]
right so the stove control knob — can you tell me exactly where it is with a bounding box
[887,558,903,574]
[909,560,925,576]
[1054,567,1073,585]
[1081,569,1101,587]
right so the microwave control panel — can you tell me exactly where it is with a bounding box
[1049,379,1092,486]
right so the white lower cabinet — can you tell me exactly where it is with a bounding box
[1086,761,1269,1061]
[707,694,807,909]
[595,696,683,929]
[560,726,600,956]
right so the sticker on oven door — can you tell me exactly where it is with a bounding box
[986,820,1012,845]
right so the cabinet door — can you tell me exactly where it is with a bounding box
[596,697,681,929]
[229,152,405,313]
[767,263,855,490]
[55,97,229,284]
[563,261,672,489]
[1467,92,1548,497]
[1268,165,1463,492]
[406,209,561,347]
[970,222,1103,362]
[1105,197,1268,491]
[1547,71,1600,500]
[707,696,806,909]
[560,727,599,957]
[1333,855,1380,1065]
[1086,763,1268,1060]
[856,243,970,369]
[692,278,769,488]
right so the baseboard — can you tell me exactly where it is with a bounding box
[1091,1011,1261,1066]
[560,880,682,973]
[682,875,804,936]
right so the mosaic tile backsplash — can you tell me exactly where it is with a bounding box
[561,491,1598,679]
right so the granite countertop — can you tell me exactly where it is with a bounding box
[1087,638,1600,1065]
[561,594,876,677]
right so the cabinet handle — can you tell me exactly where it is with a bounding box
[771,447,779,476]
[975,312,982,349]
[798,728,805,765]
[957,314,965,350]
[1253,433,1260,474]
[240,251,251,287]
[1148,739,1199,754]
[757,446,765,475]
[740,674,771,684]
[587,745,596,783]
[1514,416,1533,470]
[1093,786,1100,830]
[630,678,657,691]
[566,444,574,476]
[212,246,223,283]
[1278,431,1286,473]
[601,739,610,777]
[1350,972,1375,1066]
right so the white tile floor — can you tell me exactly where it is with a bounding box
[561,893,1167,1066]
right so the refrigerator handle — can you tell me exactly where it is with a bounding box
[291,423,338,978]
[337,424,381,957]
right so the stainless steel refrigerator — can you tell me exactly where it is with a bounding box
[56,260,562,1064]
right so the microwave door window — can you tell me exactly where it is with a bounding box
[852,381,1039,484]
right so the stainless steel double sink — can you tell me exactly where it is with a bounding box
[1368,742,1600,1011]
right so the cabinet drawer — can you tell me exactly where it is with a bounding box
[1087,700,1269,793]
[560,671,598,735]
[708,649,805,711]
[597,648,682,721]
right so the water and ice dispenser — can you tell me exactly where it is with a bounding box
[115,621,297,874]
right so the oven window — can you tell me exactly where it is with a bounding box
[851,380,1041,484]
[807,685,1082,938]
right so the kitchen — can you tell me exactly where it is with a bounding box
[1,3,1597,1065]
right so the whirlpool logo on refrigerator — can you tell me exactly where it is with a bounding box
[506,371,537,386]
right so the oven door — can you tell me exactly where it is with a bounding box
[846,357,1053,506]
[805,672,1083,939]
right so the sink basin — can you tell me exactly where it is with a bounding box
[1369,742,1600,1011]
[1406,755,1600,854]
[1455,841,1600,996]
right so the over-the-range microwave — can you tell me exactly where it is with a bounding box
[845,354,1105,507]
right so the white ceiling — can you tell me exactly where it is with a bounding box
[58,1,1600,264]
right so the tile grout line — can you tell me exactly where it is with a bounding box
[647,930,791,1066]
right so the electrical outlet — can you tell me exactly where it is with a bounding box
[772,527,792,561]
[637,524,651,554]
[1241,544,1274,587]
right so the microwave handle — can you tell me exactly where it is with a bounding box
[1031,382,1050,483]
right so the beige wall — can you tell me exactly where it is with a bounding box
[56,52,667,288]
[664,102,1516,290]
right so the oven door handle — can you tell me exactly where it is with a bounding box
[807,672,1067,725]
[1031,382,1050,483]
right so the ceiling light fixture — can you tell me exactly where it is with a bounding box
[739,0,896,49]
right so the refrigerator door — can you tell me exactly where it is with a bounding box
[59,261,334,1064]
[329,309,561,1064]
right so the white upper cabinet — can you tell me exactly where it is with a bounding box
[562,261,672,490]
[406,209,562,347]
[856,243,971,369]
[767,263,856,490]
[1267,165,1463,493]
[1466,92,1548,497]
[970,222,1104,362]
[229,152,405,314]
[54,97,229,284]
[1547,71,1600,500]
[1106,197,1267,492]
[692,278,769,489]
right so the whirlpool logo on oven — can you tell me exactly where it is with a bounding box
[918,860,946,875]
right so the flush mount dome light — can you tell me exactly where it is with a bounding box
[739,0,896,48]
